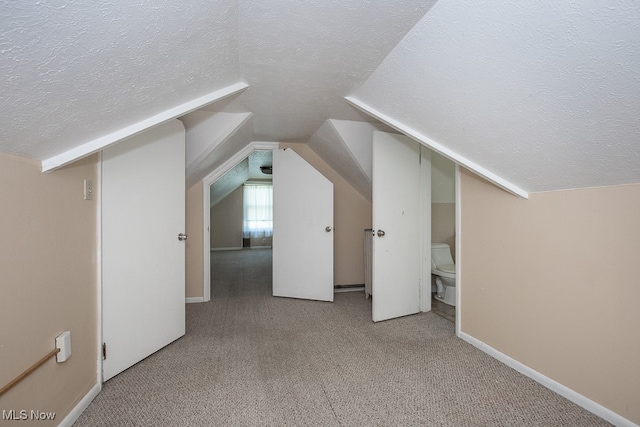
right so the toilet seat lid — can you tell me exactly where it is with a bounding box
[437,264,455,274]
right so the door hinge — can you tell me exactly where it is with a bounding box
[102,343,107,360]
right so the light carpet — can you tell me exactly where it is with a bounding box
[75,249,609,426]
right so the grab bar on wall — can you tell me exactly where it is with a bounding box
[0,348,60,397]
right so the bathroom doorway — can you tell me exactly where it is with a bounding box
[430,151,457,324]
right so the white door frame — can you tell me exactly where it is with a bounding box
[201,141,280,302]
[455,163,462,336]
[419,145,432,314]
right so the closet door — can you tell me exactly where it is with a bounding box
[102,120,186,380]
[272,148,334,301]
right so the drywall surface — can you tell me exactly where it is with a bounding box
[432,152,455,204]
[353,0,640,192]
[431,203,455,260]
[0,153,98,423]
[211,186,243,249]
[185,181,204,299]
[308,120,395,201]
[281,143,371,286]
[220,0,437,142]
[1,0,240,161]
[460,168,640,424]
[182,112,254,188]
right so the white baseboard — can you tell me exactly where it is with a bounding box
[58,382,101,427]
[186,297,204,304]
[210,247,242,251]
[458,332,638,427]
[334,286,365,293]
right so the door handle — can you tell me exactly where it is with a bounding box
[376,229,385,237]
[178,233,188,241]
[325,226,333,232]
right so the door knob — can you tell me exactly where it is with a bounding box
[376,229,385,237]
[178,233,188,241]
[325,226,333,232]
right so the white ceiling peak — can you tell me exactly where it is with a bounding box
[3,1,639,193]
[216,0,438,143]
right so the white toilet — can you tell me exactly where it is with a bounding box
[432,243,456,307]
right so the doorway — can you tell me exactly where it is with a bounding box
[430,151,458,326]
[201,142,280,301]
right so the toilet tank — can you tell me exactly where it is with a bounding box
[431,243,454,268]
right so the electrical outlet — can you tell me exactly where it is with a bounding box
[56,331,72,363]
[84,179,93,200]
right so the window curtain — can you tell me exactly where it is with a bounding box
[243,183,273,238]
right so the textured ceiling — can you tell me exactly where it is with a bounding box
[350,0,640,192]
[200,0,437,142]
[209,150,272,207]
[1,0,639,194]
[180,111,253,187]
[0,0,240,160]
[308,120,394,201]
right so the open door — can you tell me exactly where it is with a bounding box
[102,120,186,381]
[272,148,334,301]
[372,132,421,322]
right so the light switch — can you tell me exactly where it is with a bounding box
[84,179,93,200]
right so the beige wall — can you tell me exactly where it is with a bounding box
[185,181,204,299]
[431,151,456,258]
[432,203,455,260]
[0,153,99,425]
[282,143,371,285]
[431,151,456,203]
[211,186,243,249]
[460,167,640,424]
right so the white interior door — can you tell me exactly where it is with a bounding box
[272,148,334,301]
[102,120,186,381]
[372,132,421,322]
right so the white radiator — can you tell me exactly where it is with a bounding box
[364,229,373,299]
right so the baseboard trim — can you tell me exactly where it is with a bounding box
[58,382,101,427]
[186,297,205,304]
[458,332,638,427]
[334,285,365,293]
[210,247,242,251]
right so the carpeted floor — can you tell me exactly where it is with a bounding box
[75,249,609,426]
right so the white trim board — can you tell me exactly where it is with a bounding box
[458,332,638,427]
[58,383,101,427]
[455,164,462,336]
[186,297,204,304]
[201,141,280,303]
[344,96,528,199]
[42,82,249,172]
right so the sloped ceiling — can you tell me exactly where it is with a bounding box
[0,0,240,160]
[1,1,639,194]
[350,0,640,193]
[180,111,253,187]
[209,150,272,207]
[307,120,394,201]
[214,0,437,143]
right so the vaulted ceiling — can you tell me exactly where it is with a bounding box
[1,0,639,195]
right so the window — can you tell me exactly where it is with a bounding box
[243,183,273,238]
